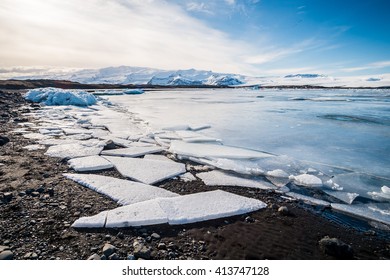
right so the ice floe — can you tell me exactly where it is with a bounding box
[367,186,390,201]
[68,156,114,172]
[101,146,163,157]
[45,140,105,159]
[197,170,276,190]
[72,190,267,228]
[64,174,178,205]
[180,172,197,182]
[170,141,273,159]
[331,203,390,226]
[323,190,359,204]
[290,174,323,187]
[103,156,186,184]
[23,144,46,151]
[286,192,330,207]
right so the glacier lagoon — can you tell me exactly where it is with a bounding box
[106,88,390,179]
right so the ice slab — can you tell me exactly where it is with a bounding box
[63,128,93,135]
[197,170,276,190]
[38,138,79,146]
[367,185,390,201]
[106,200,168,228]
[103,156,186,184]
[67,156,114,172]
[23,133,50,140]
[64,173,178,205]
[74,190,266,228]
[100,136,133,148]
[180,172,197,182]
[323,190,359,204]
[143,154,173,162]
[25,88,97,106]
[290,174,323,187]
[331,203,390,226]
[72,211,108,228]
[286,192,330,207]
[45,140,105,159]
[170,141,273,159]
[159,190,267,225]
[101,146,163,157]
[23,144,46,151]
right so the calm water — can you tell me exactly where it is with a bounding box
[107,88,390,179]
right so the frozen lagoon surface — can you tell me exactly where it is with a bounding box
[106,89,390,178]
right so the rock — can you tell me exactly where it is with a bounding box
[245,216,255,223]
[18,191,26,197]
[319,236,354,259]
[151,233,161,240]
[104,140,116,150]
[100,255,107,260]
[278,206,289,215]
[108,253,120,260]
[87,253,101,260]
[157,243,166,250]
[127,254,136,260]
[0,250,13,260]
[0,245,10,253]
[102,243,116,257]
[84,204,92,210]
[133,239,151,260]
[0,136,10,146]
[30,253,38,259]
[31,192,40,197]
[3,192,13,202]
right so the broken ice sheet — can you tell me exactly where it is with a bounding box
[103,156,186,185]
[331,203,390,226]
[23,144,46,151]
[169,141,273,160]
[367,186,390,201]
[180,172,197,182]
[67,156,113,172]
[290,174,323,187]
[64,173,178,205]
[100,146,163,157]
[72,210,108,228]
[73,190,267,228]
[45,140,105,159]
[286,192,331,207]
[322,189,359,204]
[197,170,276,190]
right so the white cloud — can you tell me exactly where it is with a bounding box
[0,0,262,74]
[186,2,213,14]
[342,60,390,72]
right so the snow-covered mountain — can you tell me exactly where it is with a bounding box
[2,65,389,87]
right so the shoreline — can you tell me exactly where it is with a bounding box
[0,90,389,260]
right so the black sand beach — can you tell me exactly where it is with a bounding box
[0,90,389,260]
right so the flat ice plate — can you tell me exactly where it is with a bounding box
[101,146,163,157]
[72,190,267,228]
[64,173,178,205]
[103,156,186,185]
[67,156,114,172]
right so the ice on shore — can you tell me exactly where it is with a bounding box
[103,156,186,184]
[368,185,390,201]
[23,133,51,140]
[143,154,173,162]
[180,172,197,182]
[124,89,144,95]
[62,128,93,135]
[197,170,276,190]
[64,173,178,205]
[72,190,267,228]
[45,140,105,159]
[290,174,323,187]
[68,156,114,172]
[23,144,46,151]
[72,211,108,228]
[25,88,97,106]
[331,203,390,226]
[170,141,273,159]
[101,146,163,157]
[323,190,359,204]
[286,192,331,207]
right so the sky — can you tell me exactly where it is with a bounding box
[0,0,389,77]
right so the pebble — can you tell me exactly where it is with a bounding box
[133,240,151,260]
[319,236,354,259]
[245,216,255,223]
[157,243,166,250]
[4,192,13,201]
[87,253,101,260]
[102,243,116,257]
[0,136,10,146]
[151,233,161,240]
[108,253,120,260]
[0,250,13,260]
[31,192,40,197]
[0,245,10,253]
[84,204,92,210]
[278,206,289,215]
[127,254,136,260]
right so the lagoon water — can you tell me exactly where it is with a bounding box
[107,88,390,179]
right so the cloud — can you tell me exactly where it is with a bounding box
[342,60,390,72]
[0,0,262,74]
[186,2,214,14]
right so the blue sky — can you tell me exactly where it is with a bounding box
[0,0,389,76]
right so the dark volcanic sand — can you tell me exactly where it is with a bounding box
[0,90,389,260]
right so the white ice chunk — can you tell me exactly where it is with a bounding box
[170,141,273,160]
[382,186,390,194]
[23,144,46,151]
[38,138,79,146]
[367,185,390,201]
[286,192,331,207]
[189,124,211,131]
[101,146,163,158]
[64,173,178,205]
[104,156,186,184]
[25,88,97,106]
[331,203,390,225]
[159,190,267,225]
[100,136,133,147]
[197,170,275,190]
[291,174,323,187]
[105,200,168,228]
[45,140,105,159]
[67,156,113,172]
[143,154,173,162]
[23,133,50,140]
[62,128,93,135]
[323,190,359,204]
[72,211,108,228]
[180,172,197,182]
[128,141,156,147]
[266,169,289,178]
